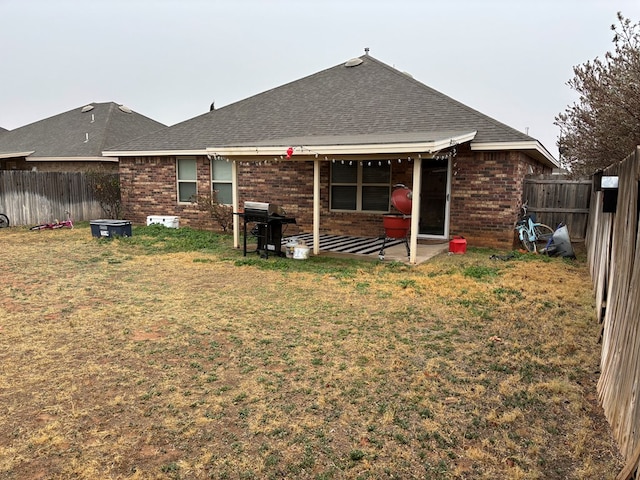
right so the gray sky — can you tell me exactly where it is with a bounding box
[2,0,639,158]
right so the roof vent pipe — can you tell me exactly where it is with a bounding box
[84,133,89,143]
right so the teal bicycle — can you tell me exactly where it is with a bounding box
[515,202,554,253]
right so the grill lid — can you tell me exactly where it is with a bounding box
[391,185,412,214]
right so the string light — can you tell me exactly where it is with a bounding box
[211,152,460,168]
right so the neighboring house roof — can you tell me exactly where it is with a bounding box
[0,127,8,134]
[104,55,557,167]
[0,102,166,162]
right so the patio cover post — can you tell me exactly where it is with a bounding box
[313,158,320,255]
[232,160,240,249]
[409,157,422,264]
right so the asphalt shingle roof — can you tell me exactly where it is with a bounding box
[0,102,166,158]
[107,55,538,153]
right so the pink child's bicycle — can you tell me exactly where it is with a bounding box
[30,211,74,230]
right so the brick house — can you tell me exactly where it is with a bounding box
[0,102,166,172]
[104,54,557,258]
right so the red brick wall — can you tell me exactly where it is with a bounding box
[120,156,211,228]
[449,147,549,249]
[235,160,412,237]
[120,151,550,249]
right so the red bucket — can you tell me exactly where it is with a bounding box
[449,236,467,254]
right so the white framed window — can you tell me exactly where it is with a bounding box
[177,157,197,203]
[330,161,391,212]
[211,157,232,204]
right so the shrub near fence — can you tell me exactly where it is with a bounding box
[0,171,106,226]
[586,146,640,480]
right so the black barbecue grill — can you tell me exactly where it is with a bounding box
[236,202,296,258]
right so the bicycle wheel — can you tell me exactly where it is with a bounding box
[517,226,536,252]
[0,214,8,228]
[532,224,555,254]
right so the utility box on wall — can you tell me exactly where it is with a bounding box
[601,176,619,213]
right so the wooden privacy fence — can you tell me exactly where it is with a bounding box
[586,147,640,480]
[0,171,107,226]
[523,174,591,241]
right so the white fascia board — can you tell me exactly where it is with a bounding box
[206,132,477,157]
[208,144,431,156]
[471,141,558,167]
[0,151,35,159]
[27,156,117,162]
[431,131,477,151]
[101,149,207,157]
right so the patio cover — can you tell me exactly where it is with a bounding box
[208,130,477,264]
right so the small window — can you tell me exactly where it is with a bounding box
[177,157,197,203]
[211,157,232,204]
[330,161,390,212]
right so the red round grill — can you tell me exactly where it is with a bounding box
[382,214,411,238]
[379,185,412,260]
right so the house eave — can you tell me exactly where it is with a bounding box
[102,133,478,159]
[471,141,558,168]
[0,151,35,159]
[206,131,478,158]
[102,149,208,157]
[26,156,118,162]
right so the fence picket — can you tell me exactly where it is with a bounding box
[0,171,111,226]
[523,174,591,241]
[586,147,640,478]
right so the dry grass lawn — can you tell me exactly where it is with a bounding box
[0,225,624,479]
